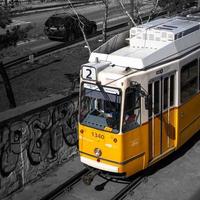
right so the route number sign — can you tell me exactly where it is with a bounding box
[82,66,96,81]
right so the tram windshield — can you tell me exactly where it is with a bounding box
[80,83,121,133]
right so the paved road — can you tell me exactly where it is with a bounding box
[2,0,154,64]
[12,0,153,39]
[13,4,127,39]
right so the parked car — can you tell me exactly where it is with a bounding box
[44,13,97,41]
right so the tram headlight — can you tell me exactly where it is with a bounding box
[94,148,102,157]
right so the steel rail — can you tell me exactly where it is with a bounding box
[110,176,144,200]
[40,168,89,200]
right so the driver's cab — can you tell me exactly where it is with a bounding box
[80,83,121,133]
[79,82,144,134]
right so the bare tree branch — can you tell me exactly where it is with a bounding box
[120,0,161,27]
[102,0,109,42]
[146,0,160,22]
[119,0,137,27]
[134,0,143,25]
[67,0,91,55]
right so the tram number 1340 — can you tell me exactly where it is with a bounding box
[92,132,105,140]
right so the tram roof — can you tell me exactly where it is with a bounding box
[89,14,200,70]
[134,16,200,35]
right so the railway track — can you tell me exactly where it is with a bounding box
[40,167,145,200]
[111,176,144,200]
[40,168,89,200]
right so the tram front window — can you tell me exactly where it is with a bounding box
[80,84,121,133]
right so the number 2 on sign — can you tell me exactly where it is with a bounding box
[82,66,96,80]
[86,69,92,79]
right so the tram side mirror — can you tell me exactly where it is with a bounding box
[130,81,151,110]
[145,95,151,110]
[130,82,141,91]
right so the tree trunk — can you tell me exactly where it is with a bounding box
[130,0,134,20]
[4,0,8,7]
[129,0,136,27]
[102,1,108,42]
[0,62,16,108]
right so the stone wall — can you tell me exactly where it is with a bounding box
[0,92,79,199]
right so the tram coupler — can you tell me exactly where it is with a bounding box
[82,169,99,185]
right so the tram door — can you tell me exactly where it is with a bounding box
[148,73,175,161]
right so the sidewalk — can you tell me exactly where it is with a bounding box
[7,0,132,16]
[9,155,84,200]
[9,0,103,16]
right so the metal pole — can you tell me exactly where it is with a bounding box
[4,0,8,8]
[130,0,134,19]
[130,0,135,27]
[102,0,108,42]
[0,61,16,108]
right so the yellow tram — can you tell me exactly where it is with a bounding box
[78,14,200,177]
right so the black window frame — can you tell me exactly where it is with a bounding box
[170,74,175,106]
[154,80,160,115]
[163,77,168,110]
[181,59,198,103]
[122,87,141,133]
[199,58,200,91]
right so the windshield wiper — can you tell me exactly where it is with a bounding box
[96,83,112,105]
[96,83,119,129]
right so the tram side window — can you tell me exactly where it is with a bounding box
[181,59,198,103]
[163,77,168,109]
[163,75,175,110]
[154,81,160,114]
[122,87,141,132]
[170,75,174,106]
[148,83,152,117]
[199,59,200,90]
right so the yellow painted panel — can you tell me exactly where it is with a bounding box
[121,155,145,176]
[168,109,177,147]
[79,124,123,162]
[149,107,177,161]
[79,123,148,176]
[179,93,200,145]
[162,108,176,152]
[80,151,145,177]
[154,117,161,157]
[122,123,149,169]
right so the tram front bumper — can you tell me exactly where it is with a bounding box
[80,156,119,173]
[80,151,145,177]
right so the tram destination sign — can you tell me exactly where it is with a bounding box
[84,83,120,95]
